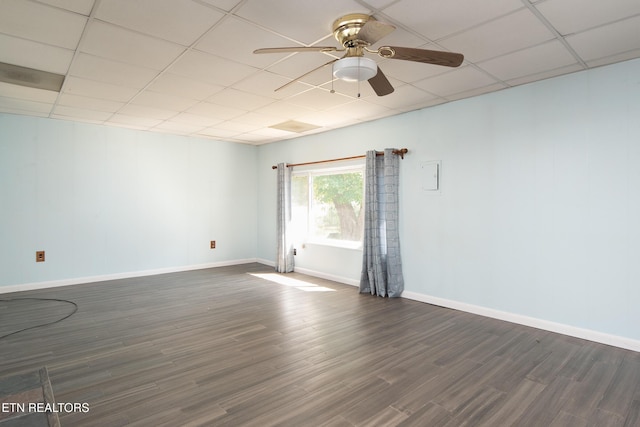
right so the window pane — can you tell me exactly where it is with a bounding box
[291,175,309,240]
[311,171,363,242]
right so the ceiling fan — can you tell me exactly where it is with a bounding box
[254,13,464,96]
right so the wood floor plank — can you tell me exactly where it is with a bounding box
[1,263,639,426]
[597,356,640,418]
[624,400,640,427]
[476,379,546,427]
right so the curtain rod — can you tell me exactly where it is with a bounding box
[271,148,408,169]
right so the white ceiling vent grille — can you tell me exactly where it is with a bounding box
[269,120,321,133]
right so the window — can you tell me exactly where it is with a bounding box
[291,164,365,247]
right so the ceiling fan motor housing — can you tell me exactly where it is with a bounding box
[332,13,373,48]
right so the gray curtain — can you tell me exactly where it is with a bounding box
[276,163,294,273]
[360,149,404,297]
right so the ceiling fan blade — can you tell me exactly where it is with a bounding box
[254,46,340,54]
[368,67,394,96]
[274,58,339,92]
[358,20,395,45]
[380,46,464,67]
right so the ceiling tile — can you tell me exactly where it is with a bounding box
[236,0,368,45]
[145,73,224,100]
[364,83,438,109]
[286,88,353,110]
[286,60,337,88]
[376,54,450,84]
[117,104,178,120]
[414,66,499,97]
[324,99,393,122]
[566,16,640,63]
[95,0,224,46]
[196,16,298,68]
[151,121,206,135]
[214,120,261,133]
[81,21,185,70]
[445,82,506,101]
[206,88,274,110]
[198,0,245,12]
[232,71,310,99]
[394,97,446,113]
[367,26,428,49]
[478,40,578,81]
[319,77,382,99]
[535,0,640,35]
[265,52,340,82]
[131,90,199,112]
[186,101,247,121]
[168,50,258,87]
[253,101,316,120]
[36,0,95,15]
[197,126,242,139]
[244,126,299,139]
[439,9,555,62]
[295,108,357,128]
[231,111,288,127]
[169,112,222,127]
[585,49,640,68]
[231,133,275,144]
[0,33,74,75]
[381,0,523,40]
[505,63,584,87]
[52,105,112,121]
[69,53,159,88]
[63,76,139,102]
[0,82,59,103]
[107,114,163,128]
[0,0,87,49]
[361,0,399,10]
[57,93,125,112]
[0,96,53,115]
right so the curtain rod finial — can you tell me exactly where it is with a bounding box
[393,148,408,159]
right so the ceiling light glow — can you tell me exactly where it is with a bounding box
[333,57,377,82]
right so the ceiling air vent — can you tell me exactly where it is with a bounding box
[269,120,321,133]
[0,62,65,92]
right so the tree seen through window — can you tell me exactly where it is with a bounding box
[291,167,364,244]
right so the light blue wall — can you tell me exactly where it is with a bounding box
[0,115,258,287]
[257,58,640,341]
[2,58,638,343]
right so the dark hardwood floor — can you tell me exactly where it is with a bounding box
[1,263,639,426]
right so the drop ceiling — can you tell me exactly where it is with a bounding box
[1,0,639,145]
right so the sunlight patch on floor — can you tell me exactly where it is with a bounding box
[250,273,336,292]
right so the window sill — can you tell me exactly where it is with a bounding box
[303,239,363,250]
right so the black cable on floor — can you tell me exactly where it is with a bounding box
[0,297,78,340]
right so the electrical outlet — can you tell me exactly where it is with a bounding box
[210,240,216,249]
[36,251,45,262]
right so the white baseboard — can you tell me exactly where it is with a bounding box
[256,258,275,267]
[255,261,359,287]
[401,290,640,353]
[5,260,638,352]
[0,258,259,294]
[292,266,359,287]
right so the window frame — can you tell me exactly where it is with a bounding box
[291,162,365,250]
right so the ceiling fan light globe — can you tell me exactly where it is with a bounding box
[333,57,377,82]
